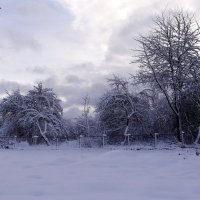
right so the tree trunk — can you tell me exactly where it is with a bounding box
[37,121,50,146]
[121,118,129,145]
[176,113,184,145]
[195,126,200,144]
[124,118,129,135]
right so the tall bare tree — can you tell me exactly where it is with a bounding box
[76,95,91,136]
[134,10,200,144]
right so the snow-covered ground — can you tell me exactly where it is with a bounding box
[0,147,200,200]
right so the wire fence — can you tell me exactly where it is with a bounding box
[0,133,177,149]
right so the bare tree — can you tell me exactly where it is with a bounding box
[82,95,90,136]
[108,76,138,137]
[76,95,92,137]
[96,75,149,143]
[134,10,200,144]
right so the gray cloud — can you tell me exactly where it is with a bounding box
[0,0,76,52]
[65,75,85,85]
[0,79,31,95]
[44,74,107,101]
[26,66,50,74]
[63,106,82,119]
[0,29,41,51]
[104,1,163,74]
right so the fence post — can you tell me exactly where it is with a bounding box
[32,135,39,145]
[14,135,17,148]
[56,137,59,149]
[124,134,131,146]
[79,135,83,148]
[102,134,107,148]
[181,131,185,147]
[154,133,159,148]
[128,134,131,146]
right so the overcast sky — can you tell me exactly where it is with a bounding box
[0,0,199,118]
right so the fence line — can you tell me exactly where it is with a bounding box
[0,133,177,149]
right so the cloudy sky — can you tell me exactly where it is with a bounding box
[0,0,199,118]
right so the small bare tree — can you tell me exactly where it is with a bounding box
[96,75,149,143]
[108,76,137,137]
[82,95,90,136]
[134,10,200,144]
[76,95,91,137]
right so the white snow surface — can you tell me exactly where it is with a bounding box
[0,147,200,200]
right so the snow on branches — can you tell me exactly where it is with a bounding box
[0,83,67,145]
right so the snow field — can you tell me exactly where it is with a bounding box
[0,148,199,200]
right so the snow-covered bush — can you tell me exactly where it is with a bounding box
[0,83,68,145]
